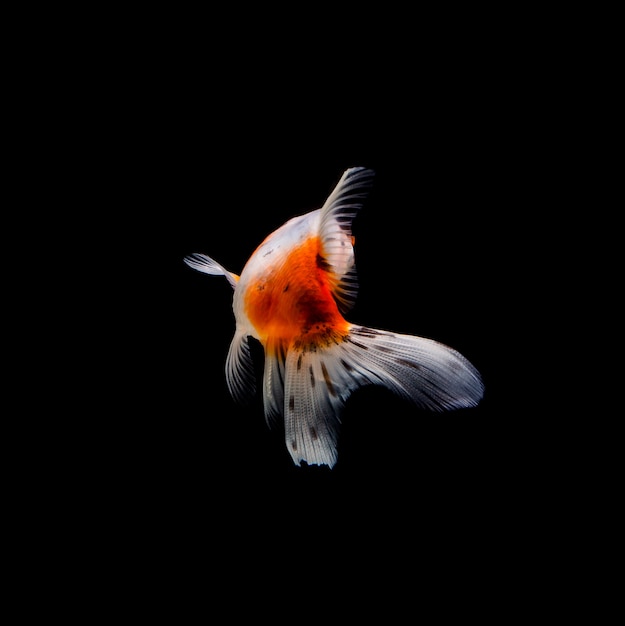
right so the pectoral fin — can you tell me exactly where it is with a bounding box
[184,253,239,289]
[225,330,257,405]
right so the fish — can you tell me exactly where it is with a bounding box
[184,167,484,468]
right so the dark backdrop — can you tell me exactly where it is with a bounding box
[121,113,524,528]
[49,22,549,608]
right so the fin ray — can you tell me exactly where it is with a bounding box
[225,330,257,404]
[184,253,239,289]
[283,346,347,468]
[345,325,484,411]
[318,167,375,313]
[279,325,483,467]
[262,339,286,427]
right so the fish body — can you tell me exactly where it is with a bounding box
[185,167,484,468]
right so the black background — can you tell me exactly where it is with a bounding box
[116,103,528,552]
[29,13,570,611]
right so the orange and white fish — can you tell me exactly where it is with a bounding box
[185,167,484,468]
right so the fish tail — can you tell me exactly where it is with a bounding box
[342,325,484,411]
[281,325,484,468]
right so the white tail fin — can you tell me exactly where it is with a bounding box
[184,253,239,289]
[279,325,484,468]
[342,326,484,411]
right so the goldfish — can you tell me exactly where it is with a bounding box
[184,167,484,468]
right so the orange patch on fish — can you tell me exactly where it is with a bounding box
[244,235,350,346]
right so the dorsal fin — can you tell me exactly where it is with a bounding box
[318,167,375,313]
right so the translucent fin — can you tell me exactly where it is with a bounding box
[343,326,484,411]
[318,167,375,314]
[184,253,239,289]
[283,345,353,468]
[225,330,257,404]
[278,324,483,468]
[262,339,287,428]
